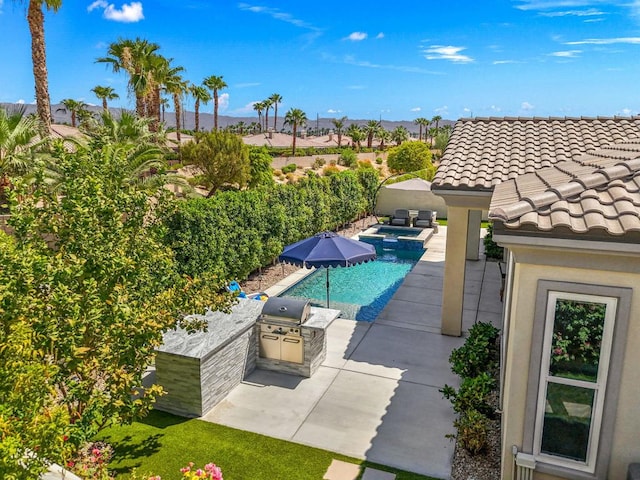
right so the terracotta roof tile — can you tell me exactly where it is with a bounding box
[489,137,640,237]
[433,116,640,191]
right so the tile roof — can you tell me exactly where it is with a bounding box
[489,139,640,236]
[432,116,640,191]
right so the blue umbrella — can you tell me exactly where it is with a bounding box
[279,231,377,308]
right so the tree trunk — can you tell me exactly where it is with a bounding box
[337,132,342,147]
[173,93,181,143]
[27,0,52,134]
[273,105,278,131]
[70,112,76,128]
[102,98,108,111]
[292,123,297,156]
[194,99,200,133]
[213,91,219,131]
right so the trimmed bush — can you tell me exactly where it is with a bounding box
[449,322,500,378]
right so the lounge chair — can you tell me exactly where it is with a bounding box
[413,210,435,228]
[390,208,410,226]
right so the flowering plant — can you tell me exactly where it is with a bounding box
[180,462,223,480]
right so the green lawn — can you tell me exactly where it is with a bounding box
[98,410,440,480]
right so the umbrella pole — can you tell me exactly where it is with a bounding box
[326,268,330,308]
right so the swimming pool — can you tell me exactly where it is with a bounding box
[375,226,422,238]
[278,245,424,321]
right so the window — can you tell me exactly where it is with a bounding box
[522,282,632,479]
[533,292,617,473]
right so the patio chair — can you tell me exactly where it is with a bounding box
[390,209,410,226]
[413,210,435,228]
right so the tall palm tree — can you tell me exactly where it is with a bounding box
[431,115,442,134]
[236,121,246,135]
[414,117,429,142]
[331,116,347,147]
[96,38,161,119]
[263,98,273,132]
[253,101,265,133]
[59,98,86,128]
[269,93,282,131]
[378,128,391,150]
[23,0,62,133]
[189,84,211,133]
[91,85,119,111]
[364,120,381,149]
[202,75,227,131]
[284,108,307,156]
[164,69,187,143]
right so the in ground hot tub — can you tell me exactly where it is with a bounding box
[358,224,433,250]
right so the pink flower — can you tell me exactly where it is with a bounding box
[92,448,101,456]
[66,461,75,468]
[181,467,190,474]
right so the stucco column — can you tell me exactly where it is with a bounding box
[466,209,483,261]
[441,206,470,336]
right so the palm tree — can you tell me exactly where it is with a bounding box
[391,126,409,145]
[202,75,227,131]
[59,98,86,128]
[164,69,187,143]
[414,117,429,142]
[22,0,62,133]
[331,116,347,147]
[263,98,273,132]
[91,85,119,111]
[236,121,246,135]
[189,84,211,133]
[431,115,442,134]
[253,101,265,133]
[269,93,282,131]
[364,120,381,149]
[96,38,161,119]
[0,106,42,209]
[378,128,391,150]
[160,97,169,123]
[346,123,364,151]
[427,127,438,145]
[284,108,307,156]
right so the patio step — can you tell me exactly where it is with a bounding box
[323,459,396,480]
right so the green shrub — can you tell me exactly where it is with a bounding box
[484,223,504,260]
[375,157,383,165]
[323,165,340,176]
[452,409,489,455]
[441,372,495,416]
[312,157,326,169]
[282,163,297,174]
[449,322,500,379]
[338,149,357,168]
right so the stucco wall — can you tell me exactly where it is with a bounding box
[500,245,640,480]
[376,186,449,219]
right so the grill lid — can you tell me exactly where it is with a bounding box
[260,297,311,325]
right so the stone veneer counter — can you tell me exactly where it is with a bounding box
[155,298,264,417]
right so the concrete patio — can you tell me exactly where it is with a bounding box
[201,226,504,479]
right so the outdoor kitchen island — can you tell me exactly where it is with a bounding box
[154,297,339,418]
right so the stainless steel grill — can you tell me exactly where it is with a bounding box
[258,298,310,365]
[260,297,311,326]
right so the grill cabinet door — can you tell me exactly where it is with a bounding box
[281,335,304,364]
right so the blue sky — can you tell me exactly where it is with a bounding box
[1,0,640,121]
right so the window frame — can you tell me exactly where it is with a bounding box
[522,281,632,480]
[533,292,617,473]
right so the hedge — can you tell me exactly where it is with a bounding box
[162,169,378,281]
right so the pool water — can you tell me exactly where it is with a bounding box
[279,246,424,321]
[375,226,422,238]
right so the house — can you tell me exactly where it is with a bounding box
[432,116,640,479]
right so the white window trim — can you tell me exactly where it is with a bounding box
[532,292,618,474]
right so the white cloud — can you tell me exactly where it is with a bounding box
[539,8,606,17]
[95,41,108,49]
[346,32,367,41]
[411,107,422,112]
[16,99,25,104]
[88,1,144,23]
[327,109,342,114]
[565,37,640,45]
[550,49,581,57]
[218,93,229,112]
[521,101,535,110]
[0,0,4,14]
[238,3,321,32]
[490,105,502,112]
[619,107,634,116]
[342,55,442,74]
[424,45,474,63]
[376,32,384,39]
[493,59,520,64]
[231,101,258,115]
[435,105,449,115]
[346,85,366,90]
[234,82,261,88]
